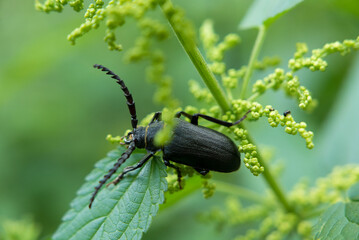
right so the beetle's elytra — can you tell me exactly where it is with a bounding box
[89,64,250,208]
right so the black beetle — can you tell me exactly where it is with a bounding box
[89,64,250,208]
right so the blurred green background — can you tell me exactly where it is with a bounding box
[0,0,358,239]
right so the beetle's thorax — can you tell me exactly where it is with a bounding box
[133,122,164,151]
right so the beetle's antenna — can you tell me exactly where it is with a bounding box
[89,141,136,208]
[94,64,138,129]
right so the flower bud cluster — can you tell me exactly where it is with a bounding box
[199,19,241,91]
[250,38,359,111]
[289,38,359,72]
[166,163,215,198]
[231,99,252,115]
[222,68,246,90]
[84,1,104,18]
[202,178,216,198]
[189,80,214,103]
[200,197,268,229]
[289,165,359,208]
[35,0,84,13]
[35,0,64,12]
[251,68,316,110]
[38,0,162,49]
[106,134,124,144]
[288,56,327,72]
[263,106,314,149]
[200,20,240,62]
[236,212,300,240]
[293,43,308,58]
[207,166,359,240]
[252,68,285,95]
[254,56,281,70]
[69,1,109,45]
[233,127,264,176]
[232,101,314,149]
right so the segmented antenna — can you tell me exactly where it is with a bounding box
[89,141,136,208]
[93,64,138,129]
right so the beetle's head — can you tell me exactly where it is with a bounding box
[122,131,134,145]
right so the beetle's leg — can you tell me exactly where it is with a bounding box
[163,159,183,189]
[175,111,193,120]
[108,152,154,186]
[193,167,209,176]
[191,110,251,126]
[89,141,136,208]
[150,111,162,124]
[176,110,251,127]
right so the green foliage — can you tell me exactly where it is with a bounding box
[239,0,304,29]
[53,147,167,240]
[29,0,359,239]
[0,217,41,240]
[348,183,359,202]
[202,165,359,239]
[289,165,359,208]
[313,202,359,239]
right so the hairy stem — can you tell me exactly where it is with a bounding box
[246,133,295,213]
[238,25,293,211]
[160,0,230,112]
[240,25,267,99]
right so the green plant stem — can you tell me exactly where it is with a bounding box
[160,1,230,112]
[239,26,292,212]
[160,0,294,214]
[246,132,295,213]
[240,25,267,99]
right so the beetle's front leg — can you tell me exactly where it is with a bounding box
[163,159,183,189]
[175,111,229,126]
[107,152,154,186]
[175,111,198,125]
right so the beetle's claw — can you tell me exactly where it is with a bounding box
[178,180,183,190]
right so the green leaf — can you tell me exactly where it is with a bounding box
[239,0,303,29]
[53,147,167,240]
[348,183,359,202]
[313,202,359,239]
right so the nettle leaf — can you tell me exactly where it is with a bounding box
[348,182,359,202]
[239,0,303,29]
[53,147,167,240]
[313,202,359,239]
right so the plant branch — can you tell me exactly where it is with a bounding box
[160,0,295,214]
[240,25,267,99]
[160,1,230,112]
[246,132,295,213]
